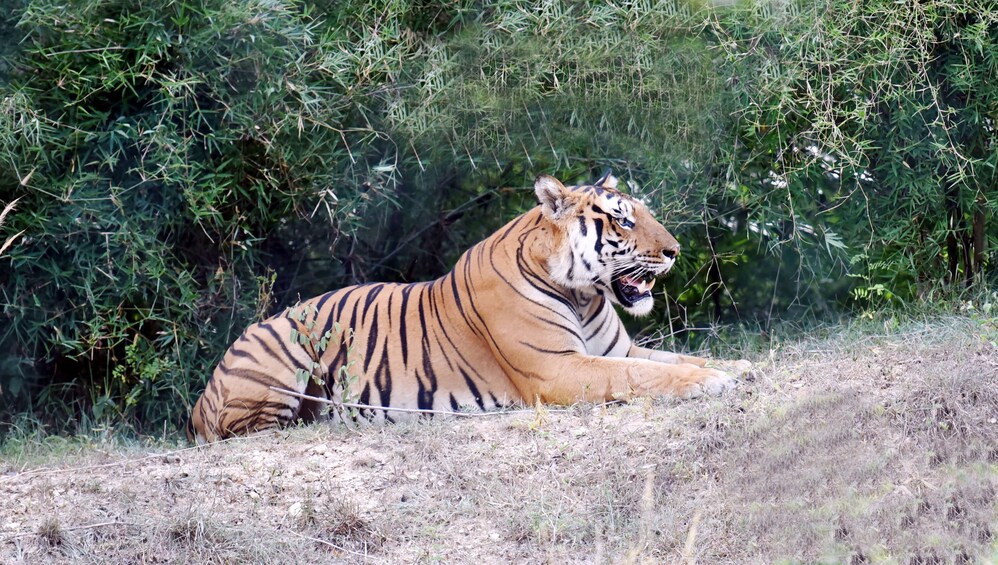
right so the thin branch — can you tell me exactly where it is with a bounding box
[0,197,22,256]
[64,520,135,533]
[365,189,498,273]
[0,231,24,257]
[43,45,130,57]
[1,521,136,543]
[268,386,571,418]
[284,529,374,560]
[681,509,703,565]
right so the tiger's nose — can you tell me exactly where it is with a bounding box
[662,243,680,259]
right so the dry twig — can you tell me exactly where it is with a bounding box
[268,386,573,418]
[1,520,136,544]
[0,198,24,256]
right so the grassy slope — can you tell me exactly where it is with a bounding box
[1,315,997,564]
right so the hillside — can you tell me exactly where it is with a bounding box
[2,316,997,564]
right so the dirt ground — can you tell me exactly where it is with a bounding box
[2,317,997,564]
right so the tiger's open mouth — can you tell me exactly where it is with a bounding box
[611,274,656,307]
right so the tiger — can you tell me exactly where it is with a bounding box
[189,171,747,443]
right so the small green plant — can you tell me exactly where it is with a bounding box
[291,487,318,529]
[286,302,359,421]
[288,302,330,389]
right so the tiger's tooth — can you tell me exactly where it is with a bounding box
[647,279,655,291]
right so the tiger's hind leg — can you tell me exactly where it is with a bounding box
[190,316,325,443]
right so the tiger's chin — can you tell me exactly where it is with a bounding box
[611,275,656,317]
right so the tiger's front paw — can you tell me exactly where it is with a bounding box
[674,367,736,399]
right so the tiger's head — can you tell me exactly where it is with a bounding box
[534,172,680,317]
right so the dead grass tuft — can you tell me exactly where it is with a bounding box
[320,499,385,552]
[168,512,225,547]
[165,510,285,564]
[36,517,63,547]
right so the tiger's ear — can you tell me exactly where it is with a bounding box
[594,168,619,190]
[535,175,580,221]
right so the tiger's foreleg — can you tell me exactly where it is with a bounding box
[627,344,756,379]
[626,344,709,367]
[524,354,736,405]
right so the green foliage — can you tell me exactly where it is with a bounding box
[376,0,997,328]
[0,0,388,432]
[287,300,360,421]
[718,0,998,305]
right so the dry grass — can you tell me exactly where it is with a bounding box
[2,316,997,564]
[0,197,24,258]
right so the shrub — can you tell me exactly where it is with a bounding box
[0,0,389,431]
